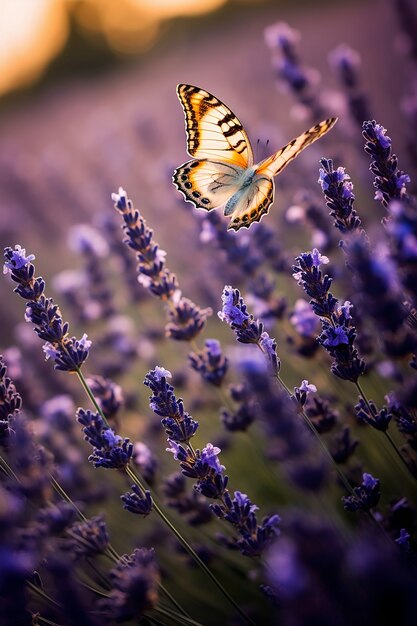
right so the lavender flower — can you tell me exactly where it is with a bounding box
[345,236,416,357]
[342,472,380,512]
[221,383,256,432]
[293,249,366,381]
[362,120,411,208]
[264,21,325,119]
[329,44,373,128]
[218,286,280,375]
[4,246,91,372]
[100,548,159,622]
[121,483,153,516]
[189,339,228,387]
[77,408,133,469]
[67,515,110,557]
[162,472,212,525]
[293,380,317,407]
[112,187,211,341]
[0,355,22,446]
[68,223,115,319]
[318,158,362,233]
[144,367,280,556]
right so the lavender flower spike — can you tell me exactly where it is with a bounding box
[4,245,91,372]
[218,285,280,375]
[362,120,411,208]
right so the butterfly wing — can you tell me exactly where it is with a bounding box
[256,117,337,177]
[224,174,274,231]
[173,158,244,210]
[224,117,337,231]
[176,84,254,168]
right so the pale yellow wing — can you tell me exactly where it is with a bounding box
[256,117,337,177]
[177,84,254,168]
[173,158,244,211]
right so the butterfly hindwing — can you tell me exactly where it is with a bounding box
[173,158,244,210]
[256,117,337,178]
[225,175,274,231]
[177,84,253,168]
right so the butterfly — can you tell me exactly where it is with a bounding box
[173,84,337,231]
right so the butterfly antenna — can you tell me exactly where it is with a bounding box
[256,137,270,161]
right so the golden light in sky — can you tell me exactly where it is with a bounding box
[0,0,68,95]
[0,0,230,96]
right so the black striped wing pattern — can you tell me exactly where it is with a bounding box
[173,84,337,230]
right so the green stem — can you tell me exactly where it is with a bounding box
[274,373,355,496]
[355,380,415,480]
[152,605,206,626]
[75,366,110,428]
[125,466,257,626]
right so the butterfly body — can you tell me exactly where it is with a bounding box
[173,84,337,231]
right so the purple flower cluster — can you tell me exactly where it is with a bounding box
[3,245,91,372]
[318,158,362,233]
[144,367,280,557]
[362,120,411,208]
[77,407,134,470]
[218,285,280,375]
[112,187,211,341]
[189,338,229,387]
[293,248,365,381]
[342,473,381,513]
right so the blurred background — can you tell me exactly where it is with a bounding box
[0,0,413,337]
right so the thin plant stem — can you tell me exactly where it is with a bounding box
[125,466,257,626]
[355,380,415,479]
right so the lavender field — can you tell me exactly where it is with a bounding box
[1,0,417,624]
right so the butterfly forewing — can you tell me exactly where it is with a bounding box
[177,84,253,168]
[256,117,337,178]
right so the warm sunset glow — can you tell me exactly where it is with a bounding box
[134,0,227,19]
[0,0,68,95]
[0,0,232,96]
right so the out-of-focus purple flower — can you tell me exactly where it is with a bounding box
[289,298,320,338]
[0,355,22,446]
[342,472,380,512]
[162,472,212,525]
[329,44,373,128]
[329,426,359,464]
[100,548,159,622]
[165,297,212,341]
[345,236,416,357]
[86,375,124,423]
[133,442,157,485]
[264,21,325,119]
[221,384,256,432]
[67,515,110,557]
[189,338,228,387]
[355,397,392,432]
